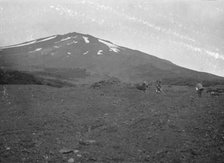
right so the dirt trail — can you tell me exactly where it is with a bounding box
[0,85,224,162]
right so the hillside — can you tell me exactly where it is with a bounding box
[1,32,224,86]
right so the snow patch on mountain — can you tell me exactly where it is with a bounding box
[98,39,120,53]
[83,51,88,55]
[1,35,57,49]
[61,37,71,41]
[83,36,90,43]
[55,37,72,43]
[97,50,103,55]
[67,40,78,45]
[2,40,37,49]
[29,48,42,53]
[38,35,56,43]
[35,48,42,51]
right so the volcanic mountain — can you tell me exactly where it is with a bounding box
[0,32,223,86]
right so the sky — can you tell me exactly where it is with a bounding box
[0,0,224,76]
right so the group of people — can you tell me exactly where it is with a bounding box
[136,80,205,97]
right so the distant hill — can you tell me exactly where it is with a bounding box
[0,32,224,86]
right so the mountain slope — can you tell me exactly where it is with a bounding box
[0,32,224,86]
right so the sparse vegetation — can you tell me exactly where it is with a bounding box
[0,69,42,85]
[162,77,224,87]
[0,69,76,88]
[0,84,224,162]
[90,77,121,88]
[34,68,89,80]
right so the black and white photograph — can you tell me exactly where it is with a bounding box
[0,0,224,162]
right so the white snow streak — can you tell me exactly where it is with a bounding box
[99,39,120,53]
[3,40,37,48]
[38,35,56,42]
[35,48,42,51]
[67,40,78,45]
[29,48,42,53]
[83,36,90,43]
[61,37,71,41]
[83,51,88,55]
[97,50,103,55]
[55,37,72,43]
[1,35,56,49]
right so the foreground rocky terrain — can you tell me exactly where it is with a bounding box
[0,82,224,163]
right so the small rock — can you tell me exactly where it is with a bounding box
[79,140,96,145]
[77,154,82,157]
[104,113,109,116]
[68,158,75,163]
[73,149,79,153]
[5,146,10,150]
[59,148,74,154]
[87,140,96,144]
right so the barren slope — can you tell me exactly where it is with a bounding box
[0,84,224,162]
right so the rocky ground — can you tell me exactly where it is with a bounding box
[0,83,224,163]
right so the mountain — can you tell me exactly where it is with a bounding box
[0,32,224,86]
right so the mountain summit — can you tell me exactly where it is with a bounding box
[0,32,223,86]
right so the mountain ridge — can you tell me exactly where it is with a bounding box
[0,31,224,86]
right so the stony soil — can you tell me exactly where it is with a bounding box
[0,84,224,163]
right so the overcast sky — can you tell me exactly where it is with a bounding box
[1,0,224,76]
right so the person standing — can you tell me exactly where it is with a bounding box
[156,80,162,93]
[196,82,204,97]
